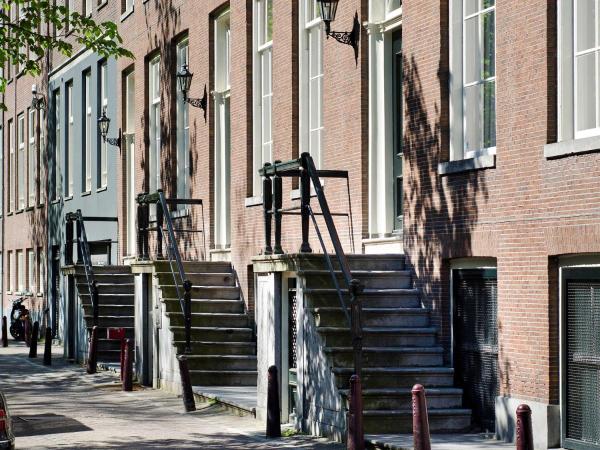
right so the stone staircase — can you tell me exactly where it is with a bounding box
[75,265,135,363]
[300,254,471,434]
[154,261,257,387]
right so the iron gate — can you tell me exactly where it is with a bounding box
[564,268,600,450]
[453,268,498,432]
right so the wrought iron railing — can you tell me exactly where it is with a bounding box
[137,190,206,353]
[260,151,364,381]
[65,210,118,327]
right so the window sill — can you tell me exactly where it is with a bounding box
[97,186,108,193]
[97,0,108,12]
[37,292,44,297]
[51,199,61,205]
[81,191,92,197]
[6,212,13,216]
[64,196,73,202]
[15,209,24,215]
[437,155,496,176]
[120,7,134,21]
[544,136,600,159]
[25,206,34,212]
[245,196,263,207]
[6,291,11,295]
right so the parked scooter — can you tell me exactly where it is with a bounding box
[9,298,30,341]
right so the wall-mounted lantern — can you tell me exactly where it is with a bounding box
[177,64,208,122]
[97,107,122,149]
[31,84,46,111]
[316,0,361,63]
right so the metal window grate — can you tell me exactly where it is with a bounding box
[566,280,600,445]
[289,278,298,369]
[453,269,498,432]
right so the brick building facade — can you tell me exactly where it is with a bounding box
[2,0,600,448]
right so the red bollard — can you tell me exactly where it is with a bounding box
[86,326,98,374]
[516,404,534,450]
[412,384,431,450]
[122,338,133,391]
[347,375,364,450]
[1,316,7,347]
[266,365,281,438]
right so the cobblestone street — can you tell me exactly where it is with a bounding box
[0,344,342,449]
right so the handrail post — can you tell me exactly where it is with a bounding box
[91,280,99,327]
[76,210,83,264]
[183,279,192,354]
[156,191,164,259]
[350,279,363,378]
[299,157,312,253]
[273,161,283,255]
[263,164,273,255]
[65,217,74,265]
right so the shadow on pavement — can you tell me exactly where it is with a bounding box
[13,413,92,437]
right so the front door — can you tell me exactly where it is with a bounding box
[453,268,499,432]
[563,268,600,449]
[392,30,403,233]
[51,247,60,340]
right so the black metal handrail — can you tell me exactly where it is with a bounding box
[259,152,363,377]
[64,210,118,327]
[137,190,204,354]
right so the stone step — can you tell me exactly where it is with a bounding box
[160,285,240,300]
[79,293,135,305]
[82,304,134,317]
[325,347,444,367]
[293,254,405,272]
[170,326,254,342]
[75,265,132,275]
[317,327,438,347]
[83,315,135,328]
[362,408,472,434]
[189,370,257,386]
[300,270,413,290]
[77,283,135,294]
[333,367,455,389]
[162,298,244,314]
[86,327,135,337]
[185,355,257,371]
[98,338,129,351]
[166,312,249,328]
[155,272,235,287]
[172,341,256,355]
[77,273,134,283]
[313,307,430,328]
[154,261,232,274]
[304,288,421,308]
[340,387,464,410]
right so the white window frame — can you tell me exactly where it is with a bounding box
[16,250,23,293]
[7,251,12,293]
[449,0,496,161]
[39,109,45,205]
[84,71,92,192]
[214,10,232,249]
[53,90,61,201]
[28,108,36,207]
[124,70,136,256]
[0,125,3,216]
[8,120,14,213]
[17,113,25,210]
[99,62,108,188]
[26,249,34,294]
[300,0,324,169]
[37,248,45,295]
[176,39,190,208]
[148,56,161,195]
[66,82,74,197]
[123,0,134,15]
[252,0,273,196]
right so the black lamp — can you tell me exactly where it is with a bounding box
[98,107,121,149]
[177,64,208,121]
[31,84,46,111]
[316,0,360,63]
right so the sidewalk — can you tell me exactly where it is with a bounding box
[0,342,341,449]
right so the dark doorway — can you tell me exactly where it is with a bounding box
[453,268,498,432]
[392,30,403,233]
[51,247,60,339]
[563,268,600,449]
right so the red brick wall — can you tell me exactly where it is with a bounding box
[403,0,600,405]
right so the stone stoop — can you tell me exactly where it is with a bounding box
[299,254,472,434]
[74,265,135,363]
[154,261,258,388]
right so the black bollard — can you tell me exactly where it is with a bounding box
[86,326,98,374]
[123,338,133,391]
[28,321,39,358]
[177,355,196,412]
[43,327,52,365]
[1,316,7,347]
[266,365,281,438]
[24,319,31,347]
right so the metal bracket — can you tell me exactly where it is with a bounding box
[185,84,208,122]
[325,12,361,64]
[105,129,122,150]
